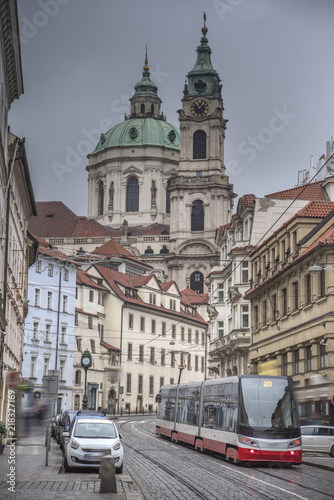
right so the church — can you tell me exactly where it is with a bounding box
[86,16,235,294]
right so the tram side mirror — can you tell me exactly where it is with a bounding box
[155,394,161,403]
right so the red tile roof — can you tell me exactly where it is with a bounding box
[76,269,109,291]
[265,182,326,201]
[29,201,114,238]
[181,288,209,305]
[240,194,256,207]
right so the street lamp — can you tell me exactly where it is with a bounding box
[81,349,92,409]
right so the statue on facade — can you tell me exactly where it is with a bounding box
[108,181,114,210]
[122,219,128,236]
[151,179,157,209]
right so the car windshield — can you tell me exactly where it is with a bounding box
[74,422,117,439]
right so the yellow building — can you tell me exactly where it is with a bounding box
[245,200,334,425]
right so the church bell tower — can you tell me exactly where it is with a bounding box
[167,15,235,293]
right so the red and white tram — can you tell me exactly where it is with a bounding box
[156,375,302,465]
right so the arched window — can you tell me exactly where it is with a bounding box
[193,130,206,159]
[190,271,204,294]
[140,103,145,114]
[126,177,139,212]
[166,178,171,214]
[191,200,204,231]
[74,394,80,410]
[75,370,81,385]
[98,181,104,216]
[151,104,154,115]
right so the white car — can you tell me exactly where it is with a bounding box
[64,417,123,473]
[301,425,334,456]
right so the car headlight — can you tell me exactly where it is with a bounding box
[113,440,121,451]
[70,439,80,450]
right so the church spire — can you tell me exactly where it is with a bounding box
[184,14,222,98]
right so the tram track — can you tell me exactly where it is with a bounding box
[119,417,334,500]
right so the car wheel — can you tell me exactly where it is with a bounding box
[330,445,334,457]
[63,456,72,473]
[116,463,123,474]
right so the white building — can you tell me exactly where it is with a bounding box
[22,241,77,414]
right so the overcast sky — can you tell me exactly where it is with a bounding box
[9,0,334,216]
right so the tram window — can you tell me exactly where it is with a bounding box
[162,399,175,422]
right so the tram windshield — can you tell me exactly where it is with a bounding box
[239,377,299,432]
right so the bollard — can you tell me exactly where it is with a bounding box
[99,455,117,493]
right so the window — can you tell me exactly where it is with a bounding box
[166,178,171,214]
[126,177,139,212]
[306,345,312,371]
[294,350,300,375]
[241,304,249,328]
[241,262,249,283]
[126,373,132,393]
[188,328,192,343]
[190,271,203,294]
[60,326,67,344]
[89,290,94,302]
[282,288,287,316]
[149,293,156,305]
[305,274,311,304]
[187,354,192,370]
[149,376,154,396]
[139,345,144,362]
[282,353,287,376]
[90,339,95,353]
[195,330,199,344]
[98,323,104,340]
[193,130,206,159]
[43,357,50,376]
[170,299,176,310]
[150,347,155,364]
[36,260,41,273]
[75,369,81,385]
[253,305,259,330]
[171,352,175,367]
[127,343,133,361]
[320,342,327,368]
[262,300,267,325]
[59,359,66,381]
[319,270,325,298]
[76,336,82,352]
[161,348,165,366]
[160,377,164,388]
[62,295,68,313]
[181,326,185,341]
[170,378,174,385]
[98,292,103,305]
[218,284,224,302]
[98,181,104,216]
[138,375,143,394]
[34,288,40,307]
[195,355,199,372]
[180,352,185,367]
[48,263,53,277]
[172,324,176,339]
[32,322,39,341]
[271,294,277,321]
[140,317,145,332]
[201,357,205,373]
[201,331,205,345]
[292,281,299,310]
[129,313,134,329]
[151,319,156,334]
[47,291,52,309]
[218,321,224,338]
[30,356,37,378]
[162,322,166,336]
[88,316,93,329]
[63,268,69,281]
[191,200,204,231]
[45,323,51,343]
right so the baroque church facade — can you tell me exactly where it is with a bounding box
[86,18,235,293]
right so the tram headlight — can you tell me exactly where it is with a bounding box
[288,439,300,448]
[241,436,259,448]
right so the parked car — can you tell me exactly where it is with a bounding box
[63,410,108,453]
[59,410,79,451]
[301,425,334,456]
[52,414,62,441]
[63,417,123,473]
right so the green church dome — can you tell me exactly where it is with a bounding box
[92,118,180,153]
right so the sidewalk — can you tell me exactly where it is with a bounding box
[302,454,334,472]
[0,429,143,500]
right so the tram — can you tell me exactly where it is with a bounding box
[155,375,302,465]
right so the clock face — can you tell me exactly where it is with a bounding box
[191,99,209,117]
[82,357,90,366]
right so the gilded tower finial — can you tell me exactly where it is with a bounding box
[143,44,150,71]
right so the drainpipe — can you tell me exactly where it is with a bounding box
[118,301,127,415]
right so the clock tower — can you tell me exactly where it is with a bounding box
[167,15,236,292]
